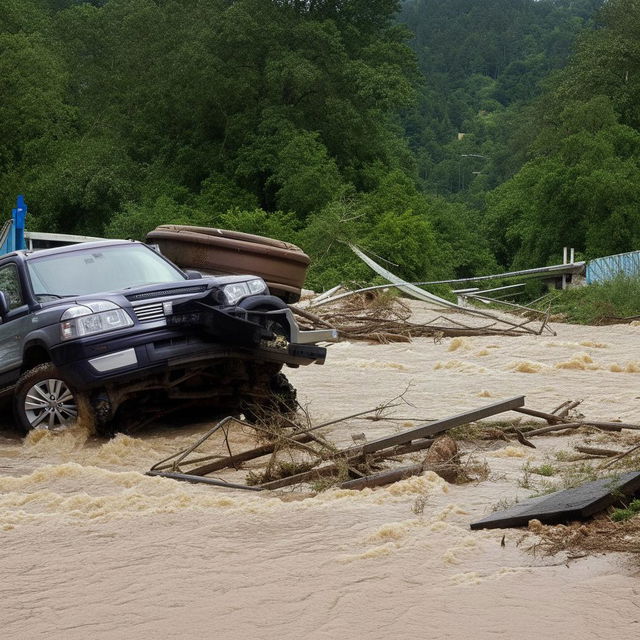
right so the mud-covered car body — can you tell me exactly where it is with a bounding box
[0,240,332,431]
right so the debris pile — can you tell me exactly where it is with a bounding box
[292,291,550,344]
[147,394,640,548]
[147,394,585,493]
[148,396,525,491]
[292,243,558,342]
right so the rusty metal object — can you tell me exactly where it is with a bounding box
[146,225,310,302]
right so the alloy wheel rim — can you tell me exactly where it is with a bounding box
[24,378,77,429]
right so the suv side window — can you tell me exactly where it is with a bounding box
[0,263,24,310]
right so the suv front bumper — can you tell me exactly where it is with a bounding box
[50,307,329,391]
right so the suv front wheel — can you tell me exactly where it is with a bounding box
[13,363,93,433]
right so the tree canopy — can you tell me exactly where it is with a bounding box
[4,0,636,290]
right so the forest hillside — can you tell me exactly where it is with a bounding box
[3,0,638,289]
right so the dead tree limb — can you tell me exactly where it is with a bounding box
[520,422,583,437]
[289,305,336,329]
[556,399,583,419]
[600,443,640,469]
[550,400,572,415]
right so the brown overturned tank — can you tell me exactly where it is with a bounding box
[146,225,310,303]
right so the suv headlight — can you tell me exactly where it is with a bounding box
[60,300,134,340]
[222,278,267,305]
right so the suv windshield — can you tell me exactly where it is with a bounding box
[27,244,186,298]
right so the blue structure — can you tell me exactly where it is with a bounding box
[0,195,27,255]
[586,250,640,284]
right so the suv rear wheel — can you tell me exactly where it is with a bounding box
[13,363,94,433]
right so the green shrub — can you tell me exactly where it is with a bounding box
[544,275,640,324]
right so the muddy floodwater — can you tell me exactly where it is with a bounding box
[2,304,640,639]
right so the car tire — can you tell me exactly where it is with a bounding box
[13,363,95,433]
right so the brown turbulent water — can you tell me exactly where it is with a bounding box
[1,304,640,639]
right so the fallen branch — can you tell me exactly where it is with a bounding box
[513,407,631,432]
[600,443,640,469]
[520,422,582,437]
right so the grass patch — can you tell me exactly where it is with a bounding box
[541,274,640,325]
[531,463,556,477]
[611,499,640,522]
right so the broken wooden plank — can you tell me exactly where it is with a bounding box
[357,396,525,455]
[259,462,348,490]
[338,464,423,491]
[470,472,640,530]
[514,407,565,423]
[257,439,437,491]
[519,422,582,437]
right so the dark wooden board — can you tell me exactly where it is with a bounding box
[359,396,525,454]
[470,471,640,530]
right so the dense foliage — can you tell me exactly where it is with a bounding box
[485,0,640,268]
[3,0,639,290]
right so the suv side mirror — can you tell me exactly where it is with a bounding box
[184,270,202,280]
[0,292,9,319]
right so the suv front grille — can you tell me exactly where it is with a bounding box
[133,302,166,323]
[126,285,207,302]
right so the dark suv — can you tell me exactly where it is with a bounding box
[0,240,334,432]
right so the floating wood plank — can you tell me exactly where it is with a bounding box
[470,472,640,530]
[186,405,394,476]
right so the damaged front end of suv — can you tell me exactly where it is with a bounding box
[0,240,336,433]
